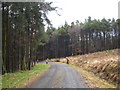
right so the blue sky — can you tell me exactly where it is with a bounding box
[45,0,119,28]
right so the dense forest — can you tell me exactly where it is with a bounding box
[2,2,120,74]
[2,2,56,74]
[40,17,120,59]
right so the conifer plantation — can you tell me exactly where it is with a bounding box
[43,17,120,59]
[2,2,56,74]
[2,2,120,75]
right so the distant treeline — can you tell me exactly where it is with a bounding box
[38,17,120,59]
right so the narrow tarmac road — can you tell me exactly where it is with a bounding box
[28,62,88,88]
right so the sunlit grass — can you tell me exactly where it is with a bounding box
[2,63,51,88]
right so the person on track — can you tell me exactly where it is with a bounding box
[66,57,69,64]
[46,58,48,64]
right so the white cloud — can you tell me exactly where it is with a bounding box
[45,0,119,28]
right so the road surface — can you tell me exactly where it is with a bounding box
[28,62,88,88]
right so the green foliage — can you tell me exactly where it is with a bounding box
[58,27,67,35]
[116,19,120,26]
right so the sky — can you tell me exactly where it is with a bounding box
[45,0,120,28]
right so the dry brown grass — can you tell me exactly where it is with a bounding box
[70,64,116,88]
[59,49,119,87]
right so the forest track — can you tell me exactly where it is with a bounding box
[28,62,88,88]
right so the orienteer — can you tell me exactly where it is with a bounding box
[66,57,69,64]
[46,58,48,64]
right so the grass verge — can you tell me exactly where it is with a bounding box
[70,64,117,88]
[2,63,51,88]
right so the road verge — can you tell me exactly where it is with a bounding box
[70,64,117,88]
[2,63,51,88]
